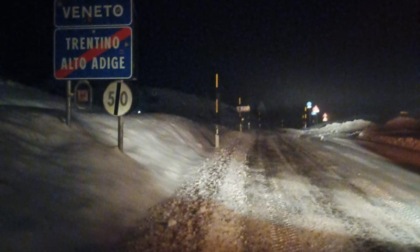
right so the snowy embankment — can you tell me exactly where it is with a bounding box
[359,116,420,152]
[0,80,215,251]
[304,119,373,139]
[303,116,420,169]
[304,117,420,152]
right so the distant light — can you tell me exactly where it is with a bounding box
[400,111,409,117]
[306,101,312,109]
[323,113,328,122]
[311,105,320,115]
[137,110,141,114]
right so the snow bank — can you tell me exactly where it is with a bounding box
[359,116,420,151]
[304,119,372,139]
[302,114,420,152]
[0,79,62,109]
[75,112,213,194]
[0,80,214,251]
[384,116,420,131]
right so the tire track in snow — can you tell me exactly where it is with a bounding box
[278,133,420,251]
[243,131,417,251]
[243,132,302,251]
[118,136,243,252]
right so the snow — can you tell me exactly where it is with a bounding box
[359,116,420,152]
[304,119,373,139]
[1,78,420,251]
[301,115,420,156]
[384,116,420,130]
[0,80,62,109]
[0,79,214,251]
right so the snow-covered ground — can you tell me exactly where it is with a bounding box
[1,79,420,251]
[359,116,420,151]
[303,117,420,152]
[120,123,420,251]
[303,116,420,167]
[304,119,373,138]
[0,79,218,251]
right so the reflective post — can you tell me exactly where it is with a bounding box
[238,97,242,132]
[215,73,220,148]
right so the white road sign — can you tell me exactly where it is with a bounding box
[236,105,251,113]
[103,80,132,116]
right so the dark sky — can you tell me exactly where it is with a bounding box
[1,1,419,125]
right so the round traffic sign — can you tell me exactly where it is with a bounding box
[103,81,133,116]
[74,80,92,110]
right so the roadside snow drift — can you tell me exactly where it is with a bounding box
[304,119,372,139]
[0,80,213,251]
[360,116,420,152]
[304,117,420,153]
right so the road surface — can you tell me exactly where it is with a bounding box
[118,130,420,251]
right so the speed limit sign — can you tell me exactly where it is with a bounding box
[103,81,133,116]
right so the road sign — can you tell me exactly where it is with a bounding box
[54,0,132,27]
[74,80,92,110]
[236,105,251,113]
[312,105,320,115]
[103,81,132,116]
[54,27,132,80]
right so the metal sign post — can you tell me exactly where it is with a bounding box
[238,97,242,132]
[118,116,124,151]
[66,80,73,126]
[103,80,132,151]
[237,103,251,132]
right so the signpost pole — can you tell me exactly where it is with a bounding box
[66,80,72,126]
[103,81,132,152]
[238,97,242,132]
[215,73,220,148]
[118,116,124,151]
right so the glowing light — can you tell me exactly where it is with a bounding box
[311,105,320,115]
[323,113,328,122]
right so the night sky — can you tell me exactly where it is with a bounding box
[1,1,419,126]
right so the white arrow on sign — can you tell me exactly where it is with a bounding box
[103,81,133,116]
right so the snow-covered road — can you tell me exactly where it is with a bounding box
[119,130,420,251]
